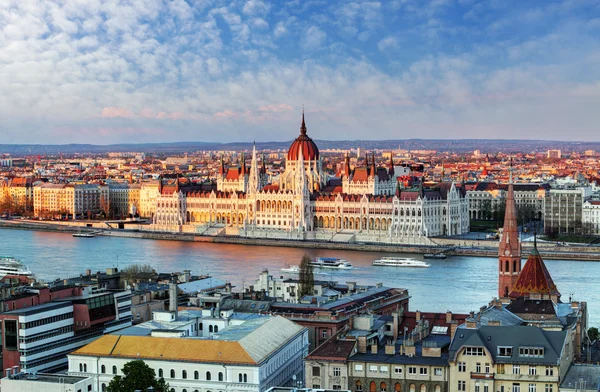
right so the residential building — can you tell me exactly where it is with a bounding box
[547,150,562,159]
[68,315,309,392]
[449,326,571,392]
[582,200,600,235]
[543,187,587,235]
[107,183,140,218]
[33,183,109,219]
[139,180,160,218]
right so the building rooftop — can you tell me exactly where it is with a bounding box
[3,373,88,384]
[561,364,600,391]
[2,301,72,316]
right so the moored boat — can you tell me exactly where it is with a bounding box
[423,253,447,259]
[0,256,34,278]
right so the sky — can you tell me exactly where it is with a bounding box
[0,0,599,145]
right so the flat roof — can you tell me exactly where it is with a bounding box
[5,373,88,384]
[2,301,72,317]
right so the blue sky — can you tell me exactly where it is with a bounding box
[0,0,599,144]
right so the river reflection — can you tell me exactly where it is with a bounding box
[2,228,599,326]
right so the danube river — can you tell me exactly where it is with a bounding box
[2,228,599,326]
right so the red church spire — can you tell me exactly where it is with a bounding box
[509,235,560,300]
[218,155,225,175]
[498,158,521,298]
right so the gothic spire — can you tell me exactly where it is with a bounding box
[218,155,225,176]
[300,107,307,136]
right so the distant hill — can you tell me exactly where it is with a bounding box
[1,139,598,156]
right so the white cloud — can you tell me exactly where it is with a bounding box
[302,26,326,50]
[377,36,398,52]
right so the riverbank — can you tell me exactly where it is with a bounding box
[2,219,600,260]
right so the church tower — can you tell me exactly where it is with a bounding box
[498,159,521,299]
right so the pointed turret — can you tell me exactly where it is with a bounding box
[509,235,560,300]
[218,155,225,176]
[261,153,266,174]
[300,108,307,135]
[248,142,260,193]
[241,152,247,176]
[498,158,521,298]
[344,152,351,178]
[388,152,395,176]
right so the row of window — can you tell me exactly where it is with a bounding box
[98,365,247,383]
[351,365,443,377]
[354,380,441,392]
[20,312,73,329]
[458,362,555,376]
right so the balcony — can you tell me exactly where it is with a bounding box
[471,372,494,380]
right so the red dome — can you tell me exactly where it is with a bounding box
[287,112,319,161]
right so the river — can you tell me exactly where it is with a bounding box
[1,228,598,326]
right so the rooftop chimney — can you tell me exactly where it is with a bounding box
[169,283,178,320]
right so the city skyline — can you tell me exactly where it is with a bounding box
[1,0,599,144]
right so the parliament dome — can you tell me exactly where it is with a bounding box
[287,112,319,161]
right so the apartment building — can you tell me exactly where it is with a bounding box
[107,183,141,218]
[33,183,109,218]
[448,326,571,392]
[582,200,600,235]
[543,188,588,234]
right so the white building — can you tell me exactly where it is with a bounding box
[68,315,309,392]
[582,200,600,235]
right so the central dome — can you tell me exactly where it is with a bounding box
[287,112,319,161]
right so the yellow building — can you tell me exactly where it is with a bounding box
[448,326,572,392]
[33,183,109,218]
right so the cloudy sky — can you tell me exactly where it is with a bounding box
[1,0,599,144]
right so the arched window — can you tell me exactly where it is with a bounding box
[79,364,83,372]
[370,382,377,392]
[505,260,509,272]
[112,366,117,375]
[170,369,175,378]
[420,385,426,392]
[356,381,363,392]
[102,384,106,392]
[243,374,248,383]
[194,371,199,380]
[214,325,219,333]
[206,371,212,381]
[182,370,187,379]
[199,322,203,331]
[83,364,87,372]
[183,390,187,392]
[513,260,517,272]
[159,369,163,378]
[239,374,243,382]
[101,365,106,374]
[209,325,214,333]
[219,372,223,381]
[410,384,416,392]
[381,382,387,392]
[395,383,401,392]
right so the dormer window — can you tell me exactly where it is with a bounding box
[498,346,513,357]
[519,347,544,358]
[464,347,485,356]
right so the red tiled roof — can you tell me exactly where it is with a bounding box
[509,247,560,299]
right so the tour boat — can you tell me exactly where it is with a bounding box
[0,256,34,278]
[309,257,353,269]
[423,253,447,259]
[372,257,430,268]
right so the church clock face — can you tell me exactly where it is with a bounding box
[504,250,510,256]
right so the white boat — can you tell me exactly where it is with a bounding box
[309,257,353,269]
[372,257,430,268]
[73,231,96,238]
[281,265,301,273]
[0,256,34,278]
[424,253,447,259]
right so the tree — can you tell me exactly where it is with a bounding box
[121,264,156,286]
[298,254,314,298]
[588,327,599,343]
[107,360,169,392]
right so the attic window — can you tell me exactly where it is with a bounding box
[498,346,513,357]
[464,347,485,356]
[519,347,544,358]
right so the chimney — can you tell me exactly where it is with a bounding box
[488,320,501,326]
[416,310,421,322]
[445,311,452,323]
[4,369,11,378]
[385,343,395,355]
[183,270,191,283]
[392,311,399,340]
[347,282,356,292]
[86,269,91,276]
[169,283,178,320]
[11,366,18,375]
[450,321,458,340]
[370,344,378,354]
